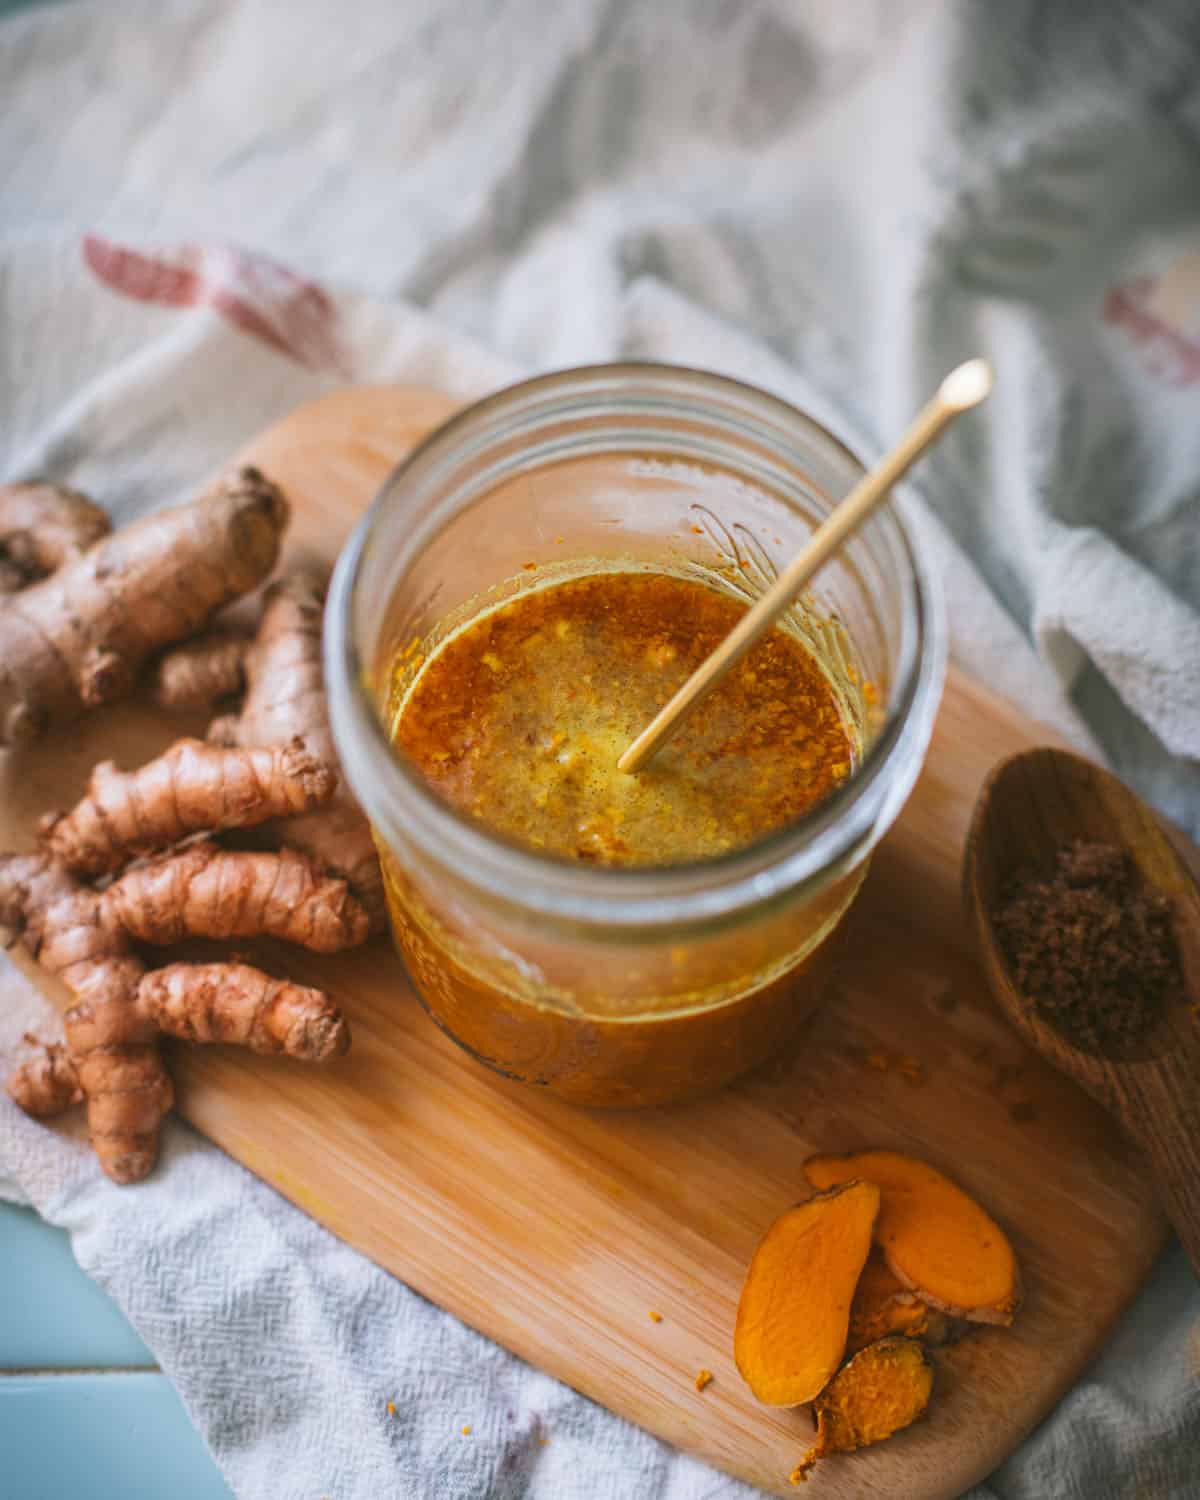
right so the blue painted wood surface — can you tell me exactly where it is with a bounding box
[0,1374,235,1499]
[0,1204,152,1369]
[1,1202,234,1498]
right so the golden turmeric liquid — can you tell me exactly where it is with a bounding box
[382,565,863,1106]
[392,570,854,866]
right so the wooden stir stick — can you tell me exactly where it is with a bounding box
[616,358,994,774]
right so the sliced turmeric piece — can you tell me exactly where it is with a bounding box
[804,1151,1021,1325]
[735,1179,879,1406]
[845,1249,957,1354]
[791,1336,934,1482]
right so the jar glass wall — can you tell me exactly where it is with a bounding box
[326,365,945,1106]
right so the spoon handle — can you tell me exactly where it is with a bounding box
[1114,1045,1200,1277]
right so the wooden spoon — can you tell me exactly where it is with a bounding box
[964,746,1200,1275]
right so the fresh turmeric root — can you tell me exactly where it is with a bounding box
[155,571,384,929]
[100,840,369,954]
[12,963,347,1112]
[12,1040,83,1116]
[0,465,368,1183]
[2,852,175,1183]
[152,631,250,711]
[42,737,338,877]
[734,1179,880,1406]
[789,1337,934,1484]
[0,481,111,590]
[139,962,348,1057]
[0,466,287,745]
[804,1151,1022,1325]
[2,851,350,1183]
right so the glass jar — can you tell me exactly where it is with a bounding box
[326,364,944,1108]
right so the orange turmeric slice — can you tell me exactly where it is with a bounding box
[803,1151,1021,1325]
[791,1336,934,1482]
[845,1249,957,1353]
[735,1179,879,1406]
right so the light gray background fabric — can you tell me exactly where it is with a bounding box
[1,1,1197,1496]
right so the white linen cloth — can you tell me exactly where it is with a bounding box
[1,2,1198,1496]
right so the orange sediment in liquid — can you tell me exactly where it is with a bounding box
[393,570,854,865]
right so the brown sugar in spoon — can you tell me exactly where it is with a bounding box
[964,746,1200,1275]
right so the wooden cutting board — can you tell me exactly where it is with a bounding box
[1,386,1177,1499]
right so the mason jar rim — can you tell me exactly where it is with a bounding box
[325,362,946,931]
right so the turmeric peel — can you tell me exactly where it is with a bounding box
[804,1150,1021,1325]
[734,1179,879,1406]
[792,1336,934,1482]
